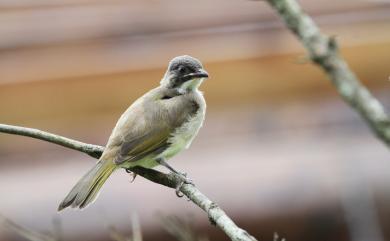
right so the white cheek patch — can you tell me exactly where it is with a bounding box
[178,78,204,94]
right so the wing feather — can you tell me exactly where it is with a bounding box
[99,87,200,166]
[114,126,171,164]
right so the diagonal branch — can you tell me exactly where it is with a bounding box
[266,0,390,146]
[0,124,257,241]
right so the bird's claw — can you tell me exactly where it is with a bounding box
[175,173,194,197]
[176,185,184,197]
[125,168,137,183]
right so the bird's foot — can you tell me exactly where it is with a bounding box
[174,172,194,197]
[125,168,137,183]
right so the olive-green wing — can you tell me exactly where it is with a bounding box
[114,126,172,164]
[105,86,198,165]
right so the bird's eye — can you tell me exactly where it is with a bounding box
[178,65,186,74]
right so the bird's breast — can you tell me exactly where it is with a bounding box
[159,96,205,160]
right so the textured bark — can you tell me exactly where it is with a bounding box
[267,0,390,146]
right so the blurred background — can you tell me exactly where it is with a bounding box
[0,0,390,241]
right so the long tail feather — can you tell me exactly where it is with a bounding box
[58,160,116,211]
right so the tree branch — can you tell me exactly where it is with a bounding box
[266,0,390,146]
[0,124,257,241]
[0,124,103,158]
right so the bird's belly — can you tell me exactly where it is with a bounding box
[159,109,205,160]
[120,155,159,169]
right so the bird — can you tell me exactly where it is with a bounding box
[58,55,209,211]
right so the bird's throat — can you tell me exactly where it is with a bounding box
[177,78,204,94]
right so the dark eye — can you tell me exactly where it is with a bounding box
[161,95,173,100]
[178,65,186,74]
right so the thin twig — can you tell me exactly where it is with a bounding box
[266,0,390,146]
[0,124,257,241]
[160,215,207,241]
[131,214,143,241]
[52,217,63,241]
[0,214,57,241]
[107,225,130,241]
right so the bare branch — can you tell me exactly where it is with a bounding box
[266,0,390,146]
[0,124,103,158]
[0,124,257,241]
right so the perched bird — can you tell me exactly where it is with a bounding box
[58,55,209,211]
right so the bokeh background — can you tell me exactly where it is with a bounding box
[1,0,390,241]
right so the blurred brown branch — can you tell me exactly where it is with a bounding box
[0,124,257,241]
[107,214,208,241]
[1,213,207,241]
[0,214,57,241]
[159,215,209,241]
[266,0,390,146]
[106,214,143,241]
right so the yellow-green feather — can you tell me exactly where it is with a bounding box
[58,160,116,211]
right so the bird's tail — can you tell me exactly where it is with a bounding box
[58,160,116,211]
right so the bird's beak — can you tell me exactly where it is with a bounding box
[193,69,209,78]
[183,69,209,81]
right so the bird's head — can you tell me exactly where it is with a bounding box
[161,55,209,93]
